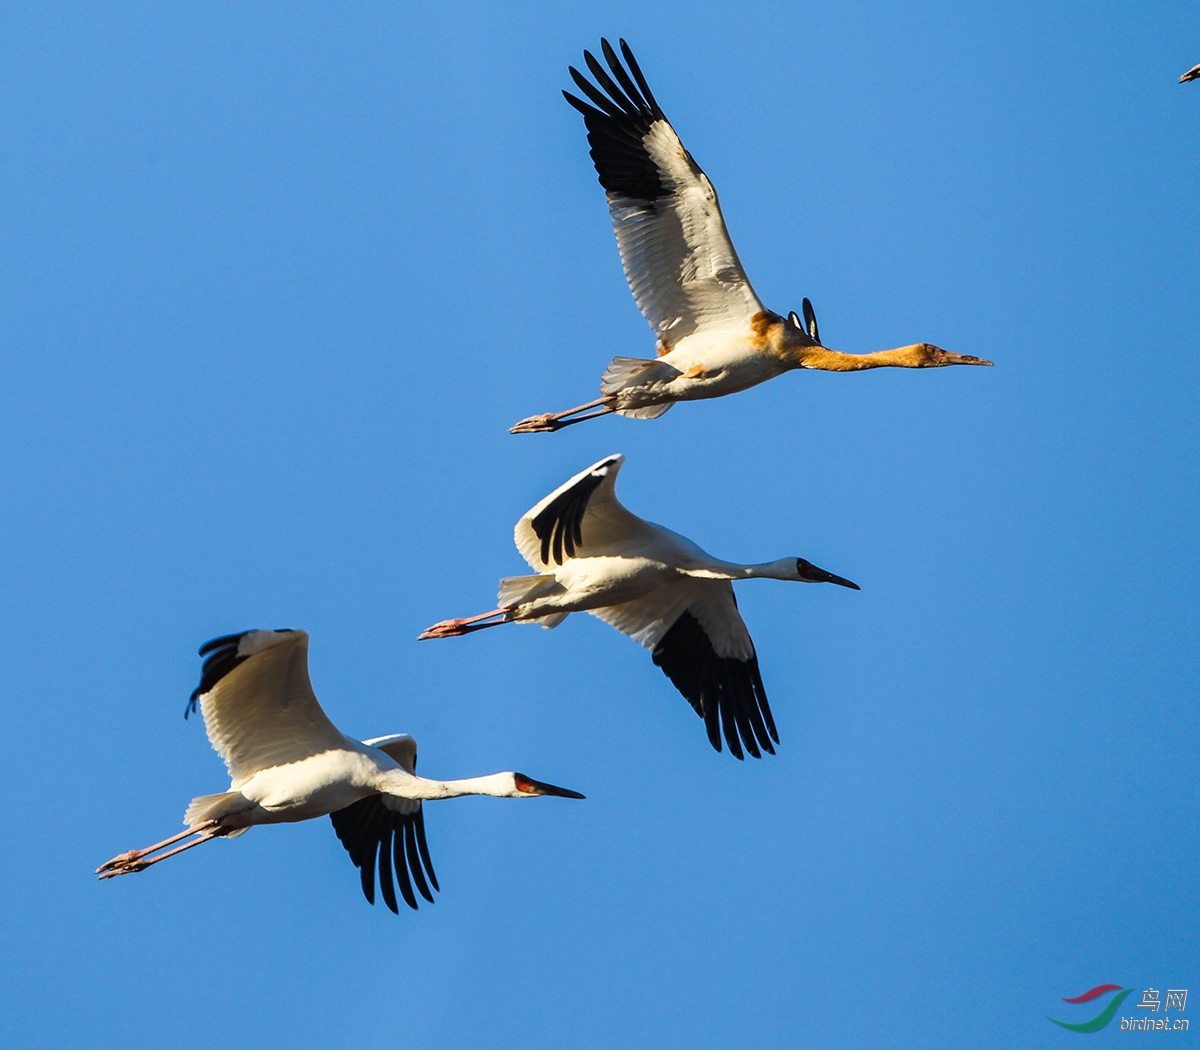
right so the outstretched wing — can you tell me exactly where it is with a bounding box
[190,630,347,788]
[564,39,765,346]
[328,733,440,914]
[329,795,439,914]
[590,579,778,760]
[514,453,658,570]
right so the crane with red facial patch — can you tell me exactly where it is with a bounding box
[97,629,583,913]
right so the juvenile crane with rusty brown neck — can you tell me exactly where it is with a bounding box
[509,39,992,434]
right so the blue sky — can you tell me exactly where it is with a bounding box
[0,3,1196,1047]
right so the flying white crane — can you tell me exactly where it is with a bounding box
[97,629,583,913]
[510,39,991,434]
[1182,63,1200,83]
[420,455,858,759]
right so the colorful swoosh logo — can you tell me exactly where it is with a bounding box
[1048,986,1134,1032]
[1062,984,1124,1004]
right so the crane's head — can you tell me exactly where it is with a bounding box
[795,558,860,590]
[510,773,586,800]
[897,344,993,367]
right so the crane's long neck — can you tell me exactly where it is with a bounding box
[379,769,514,800]
[769,319,933,371]
[792,344,930,371]
[685,557,797,582]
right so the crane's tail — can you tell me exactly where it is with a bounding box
[616,402,673,420]
[183,791,253,834]
[497,575,569,628]
[600,357,674,420]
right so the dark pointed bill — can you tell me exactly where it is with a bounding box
[797,559,860,590]
[941,351,993,366]
[514,774,586,799]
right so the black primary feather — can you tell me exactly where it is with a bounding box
[563,38,687,203]
[329,796,439,913]
[651,611,778,760]
[530,460,612,565]
[184,628,295,719]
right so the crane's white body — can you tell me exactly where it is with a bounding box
[504,457,822,640]
[193,743,524,828]
[208,744,392,826]
[422,455,858,758]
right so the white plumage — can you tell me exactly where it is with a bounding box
[607,117,762,346]
[420,455,859,759]
[97,629,583,913]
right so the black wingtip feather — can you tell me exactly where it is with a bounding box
[392,831,418,911]
[652,611,777,760]
[601,39,651,117]
[564,39,672,200]
[405,823,435,904]
[583,50,636,117]
[569,66,627,119]
[186,632,250,718]
[377,829,399,914]
[415,811,439,892]
[530,464,609,566]
[618,39,664,116]
[329,795,438,914]
[197,632,240,657]
[185,628,296,719]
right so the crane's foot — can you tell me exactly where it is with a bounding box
[418,618,477,639]
[509,399,613,434]
[97,854,151,877]
[510,413,568,434]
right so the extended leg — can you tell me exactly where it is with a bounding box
[509,399,614,434]
[96,820,229,879]
[418,606,517,639]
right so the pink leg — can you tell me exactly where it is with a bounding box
[97,828,232,879]
[96,820,227,879]
[418,606,517,639]
[509,399,613,434]
[96,821,219,873]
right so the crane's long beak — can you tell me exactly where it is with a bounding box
[941,351,993,366]
[514,774,586,799]
[798,559,861,590]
